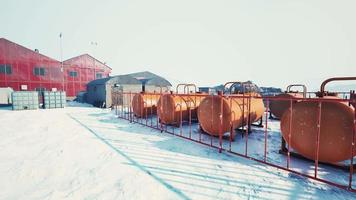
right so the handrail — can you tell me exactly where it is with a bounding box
[223,81,257,94]
[223,81,244,94]
[176,83,197,94]
[183,84,197,94]
[320,77,356,97]
[286,84,307,98]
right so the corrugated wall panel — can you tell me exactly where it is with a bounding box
[0,39,112,98]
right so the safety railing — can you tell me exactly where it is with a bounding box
[113,90,356,193]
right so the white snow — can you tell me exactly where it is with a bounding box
[0,104,355,200]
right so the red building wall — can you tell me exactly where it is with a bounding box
[63,54,111,97]
[0,38,63,92]
[0,38,112,98]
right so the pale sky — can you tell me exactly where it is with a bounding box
[1,0,355,90]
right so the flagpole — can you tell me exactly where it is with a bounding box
[60,33,64,91]
[91,41,98,80]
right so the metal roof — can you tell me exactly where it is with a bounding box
[124,71,172,86]
[63,54,112,70]
[0,38,60,62]
[87,77,112,86]
[87,71,172,87]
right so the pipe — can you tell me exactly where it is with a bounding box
[223,81,246,94]
[286,84,307,98]
[176,83,197,94]
[320,77,356,97]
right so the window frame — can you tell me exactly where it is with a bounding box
[68,71,78,77]
[96,73,102,79]
[0,64,12,75]
[33,67,46,76]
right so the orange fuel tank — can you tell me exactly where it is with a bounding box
[132,93,161,117]
[269,84,307,119]
[157,93,203,125]
[280,77,356,163]
[280,97,355,163]
[269,93,303,119]
[198,93,265,136]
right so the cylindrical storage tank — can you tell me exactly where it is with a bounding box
[280,96,355,163]
[198,93,265,136]
[132,93,161,117]
[269,93,303,119]
[157,93,203,125]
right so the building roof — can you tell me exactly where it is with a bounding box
[0,38,112,72]
[125,71,172,86]
[87,75,141,86]
[0,38,60,63]
[87,77,112,86]
[63,54,112,70]
[87,71,172,87]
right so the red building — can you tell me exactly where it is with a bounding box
[0,38,111,98]
[63,54,111,98]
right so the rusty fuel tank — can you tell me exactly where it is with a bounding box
[269,84,307,119]
[198,92,265,136]
[280,77,356,163]
[132,92,161,117]
[157,93,203,125]
[157,84,204,125]
[198,82,265,136]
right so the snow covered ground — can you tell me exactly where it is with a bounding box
[0,103,355,200]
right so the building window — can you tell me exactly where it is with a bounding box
[96,73,102,79]
[69,71,78,77]
[34,67,45,76]
[0,64,12,75]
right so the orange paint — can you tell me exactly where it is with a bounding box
[132,93,161,117]
[157,93,203,125]
[281,96,355,163]
[198,93,265,136]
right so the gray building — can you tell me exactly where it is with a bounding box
[86,71,172,107]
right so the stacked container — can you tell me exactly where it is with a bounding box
[12,91,39,110]
[43,91,66,109]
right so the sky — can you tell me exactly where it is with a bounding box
[0,0,355,90]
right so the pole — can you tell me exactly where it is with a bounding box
[91,42,98,80]
[60,33,64,92]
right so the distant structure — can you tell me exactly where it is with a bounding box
[212,81,262,94]
[260,87,283,96]
[0,38,111,98]
[228,81,261,94]
[198,87,216,94]
[86,71,172,108]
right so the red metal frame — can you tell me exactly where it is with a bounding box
[115,91,356,193]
